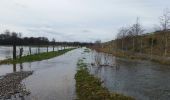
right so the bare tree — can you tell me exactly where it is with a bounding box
[160,8,170,31]
[115,18,144,53]
[117,27,129,51]
[130,17,144,52]
[159,8,170,56]
[95,40,102,50]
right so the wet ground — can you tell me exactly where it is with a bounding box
[1,48,170,100]
[83,50,170,100]
[0,48,82,100]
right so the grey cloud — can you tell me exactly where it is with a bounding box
[0,0,170,42]
[82,30,92,33]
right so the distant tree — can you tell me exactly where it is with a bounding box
[4,30,10,37]
[117,27,129,51]
[115,17,144,53]
[95,40,101,46]
[94,40,101,51]
[129,17,144,52]
[159,8,170,56]
[160,8,170,31]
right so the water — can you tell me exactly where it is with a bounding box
[83,50,170,100]
[0,46,68,60]
[1,48,170,100]
[0,48,82,100]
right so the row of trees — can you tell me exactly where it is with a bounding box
[0,30,49,45]
[0,30,94,59]
[116,17,144,52]
[116,9,170,57]
[0,30,93,46]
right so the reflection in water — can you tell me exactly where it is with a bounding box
[84,50,170,100]
[13,63,16,72]
[0,60,32,99]
[12,63,25,72]
[94,52,102,66]
[28,62,32,69]
[92,51,119,68]
[20,63,23,71]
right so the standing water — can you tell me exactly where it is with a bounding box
[82,50,170,100]
[0,48,83,100]
[0,46,69,60]
[1,48,170,100]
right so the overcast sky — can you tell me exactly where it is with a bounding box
[0,0,170,42]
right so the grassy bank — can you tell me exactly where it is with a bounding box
[113,50,170,65]
[75,59,134,100]
[91,46,170,65]
[88,30,170,65]
[0,48,75,65]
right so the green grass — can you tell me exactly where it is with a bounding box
[0,48,75,65]
[75,59,135,100]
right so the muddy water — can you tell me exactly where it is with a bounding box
[82,50,170,100]
[0,48,82,100]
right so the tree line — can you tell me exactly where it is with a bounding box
[0,30,93,47]
[0,30,93,59]
[115,8,170,57]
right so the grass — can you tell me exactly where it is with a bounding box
[92,47,170,65]
[89,31,170,65]
[0,48,75,65]
[75,59,135,100]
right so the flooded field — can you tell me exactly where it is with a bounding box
[0,48,82,100]
[83,50,170,100]
[0,46,68,60]
[1,48,170,100]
